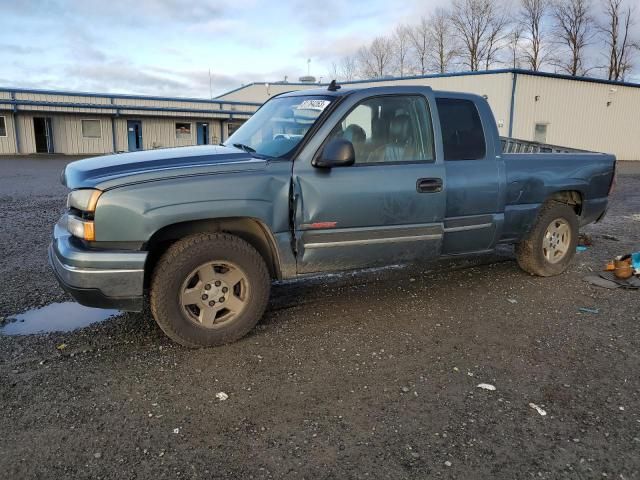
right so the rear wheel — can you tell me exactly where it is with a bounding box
[515,201,579,277]
[150,233,270,348]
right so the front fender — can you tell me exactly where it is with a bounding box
[93,166,291,243]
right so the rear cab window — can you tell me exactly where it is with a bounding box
[436,98,486,161]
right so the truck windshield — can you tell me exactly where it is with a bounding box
[224,95,334,158]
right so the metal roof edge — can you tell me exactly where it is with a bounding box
[0,86,262,107]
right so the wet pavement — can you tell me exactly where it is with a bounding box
[0,302,120,336]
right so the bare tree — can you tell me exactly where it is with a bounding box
[484,9,511,69]
[410,17,431,75]
[600,0,638,80]
[330,55,359,82]
[357,36,394,78]
[392,25,413,77]
[520,0,550,70]
[428,8,459,73]
[450,0,509,71]
[550,0,594,75]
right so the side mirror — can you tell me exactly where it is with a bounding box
[313,138,355,168]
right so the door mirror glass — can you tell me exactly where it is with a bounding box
[313,138,355,168]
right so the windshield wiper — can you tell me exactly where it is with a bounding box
[232,143,256,154]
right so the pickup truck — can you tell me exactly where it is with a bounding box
[50,84,616,347]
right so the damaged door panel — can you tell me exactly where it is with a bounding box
[292,92,446,274]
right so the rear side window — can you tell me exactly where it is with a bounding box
[436,98,486,160]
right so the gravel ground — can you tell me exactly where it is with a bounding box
[0,157,639,479]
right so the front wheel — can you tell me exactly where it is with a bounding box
[515,201,579,277]
[150,233,270,348]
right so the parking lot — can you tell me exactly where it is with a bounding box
[0,156,639,479]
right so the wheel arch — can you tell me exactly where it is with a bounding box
[546,189,584,216]
[144,217,282,287]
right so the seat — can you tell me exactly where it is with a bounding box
[367,114,414,163]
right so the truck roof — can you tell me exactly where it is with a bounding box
[276,84,484,102]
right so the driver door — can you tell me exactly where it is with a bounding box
[292,91,446,274]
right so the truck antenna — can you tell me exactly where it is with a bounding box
[327,79,341,92]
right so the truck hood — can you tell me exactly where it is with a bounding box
[62,145,266,190]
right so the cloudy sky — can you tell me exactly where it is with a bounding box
[0,0,446,98]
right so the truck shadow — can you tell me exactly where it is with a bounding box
[263,250,514,325]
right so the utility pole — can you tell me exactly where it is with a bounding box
[208,69,213,99]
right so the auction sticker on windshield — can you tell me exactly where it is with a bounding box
[297,99,331,111]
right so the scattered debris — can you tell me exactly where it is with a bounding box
[173,428,180,434]
[578,233,593,246]
[529,403,547,416]
[578,307,600,314]
[477,383,496,391]
[93,452,102,459]
[576,246,588,252]
[614,256,633,279]
[401,386,410,393]
[56,343,67,351]
[632,252,640,275]
[507,298,518,304]
[215,392,229,401]
[584,273,640,290]
[444,461,452,467]
[600,234,619,242]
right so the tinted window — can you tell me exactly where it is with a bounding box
[436,98,486,160]
[326,95,435,164]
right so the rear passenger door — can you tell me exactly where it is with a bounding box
[435,96,504,254]
[293,91,446,274]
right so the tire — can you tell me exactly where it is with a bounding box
[515,201,579,277]
[150,233,270,348]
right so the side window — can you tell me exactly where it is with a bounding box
[436,98,486,161]
[326,96,435,164]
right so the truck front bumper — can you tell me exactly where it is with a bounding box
[49,218,147,312]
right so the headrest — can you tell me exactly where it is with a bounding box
[389,114,411,144]
[343,124,366,143]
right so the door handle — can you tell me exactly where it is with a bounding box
[416,178,443,193]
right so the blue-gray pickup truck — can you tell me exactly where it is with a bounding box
[50,84,616,347]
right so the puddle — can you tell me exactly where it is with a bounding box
[0,302,120,336]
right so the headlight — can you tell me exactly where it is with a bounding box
[67,215,96,241]
[66,189,102,212]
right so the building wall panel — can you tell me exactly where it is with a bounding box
[0,113,17,154]
[513,75,640,160]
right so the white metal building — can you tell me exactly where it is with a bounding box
[218,69,640,160]
[0,88,260,155]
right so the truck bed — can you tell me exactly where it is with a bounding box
[500,137,589,154]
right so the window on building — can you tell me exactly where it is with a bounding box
[0,116,7,137]
[227,122,244,136]
[534,123,548,143]
[325,95,435,164]
[176,122,191,138]
[436,98,486,161]
[81,119,101,138]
